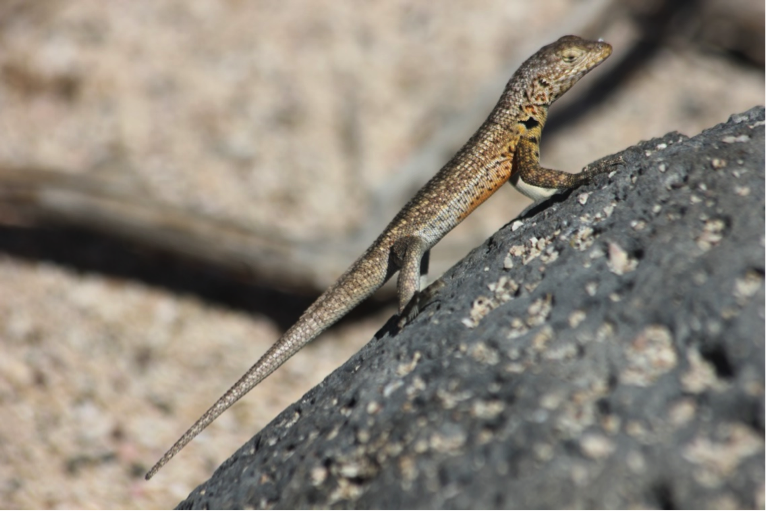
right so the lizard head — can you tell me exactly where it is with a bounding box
[501,35,612,124]
[524,35,612,106]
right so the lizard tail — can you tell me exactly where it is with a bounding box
[145,247,390,479]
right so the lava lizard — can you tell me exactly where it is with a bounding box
[146,35,615,479]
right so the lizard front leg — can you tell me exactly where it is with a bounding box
[509,134,618,201]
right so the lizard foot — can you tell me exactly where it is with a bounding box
[581,154,624,177]
[397,279,446,329]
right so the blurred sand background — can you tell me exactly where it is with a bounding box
[0,1,762,508]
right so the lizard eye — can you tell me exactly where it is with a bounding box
[561,48,583,63]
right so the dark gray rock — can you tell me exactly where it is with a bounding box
[177,107,765,509]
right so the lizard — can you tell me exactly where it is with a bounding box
[146,35,614,480]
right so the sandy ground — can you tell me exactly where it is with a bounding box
[0,1,762,508]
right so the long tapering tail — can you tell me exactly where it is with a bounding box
[145,247,390,479]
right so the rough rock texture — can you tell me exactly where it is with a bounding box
[177,107,764,509]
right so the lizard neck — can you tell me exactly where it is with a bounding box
[488,100,548,142]
[489,78,550,136]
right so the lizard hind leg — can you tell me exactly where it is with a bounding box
[392,236,429,315]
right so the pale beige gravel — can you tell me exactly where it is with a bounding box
[0,1,762,508]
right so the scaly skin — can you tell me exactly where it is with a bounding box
[146,35,613,480]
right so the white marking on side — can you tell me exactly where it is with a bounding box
[514,176,560,201]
